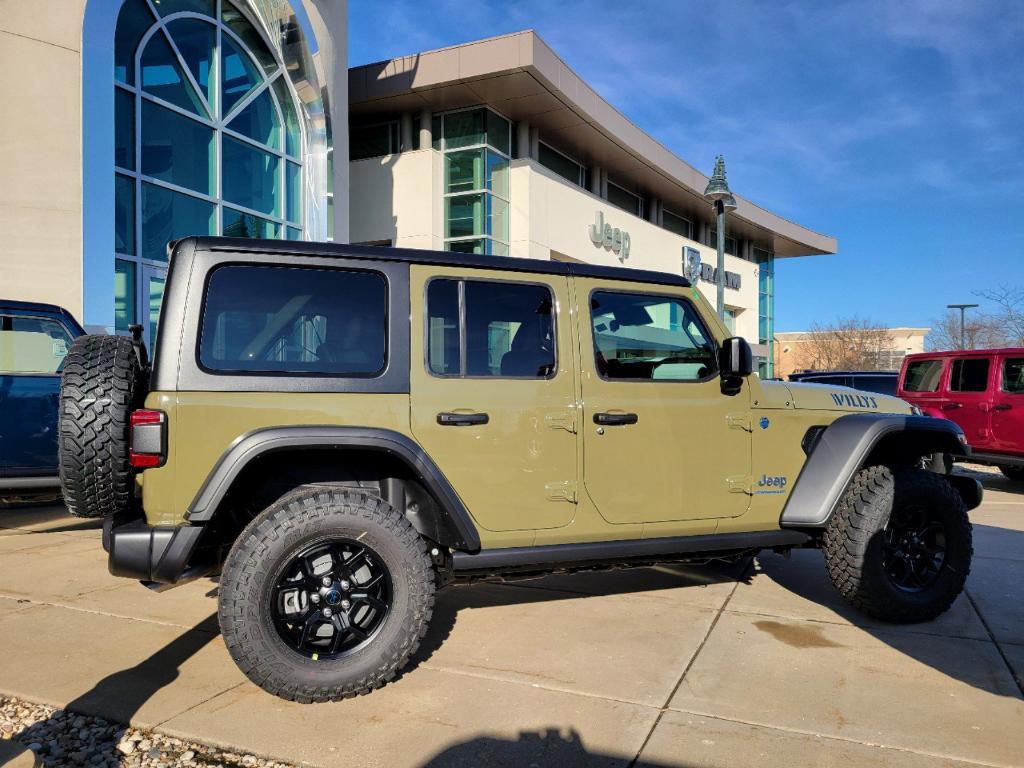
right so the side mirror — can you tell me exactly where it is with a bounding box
[718,336,752,395]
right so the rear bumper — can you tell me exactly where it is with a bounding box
[103,516,207,584]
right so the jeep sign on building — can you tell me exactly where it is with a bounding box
[347,31,837,377]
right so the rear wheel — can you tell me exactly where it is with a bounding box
[999,465,1024,482]
[823,466,972,623]
[218,487,434,702]
[59,335,147,518]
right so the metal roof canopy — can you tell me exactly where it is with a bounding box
[349,31,838,260]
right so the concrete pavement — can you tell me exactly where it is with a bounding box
[0,472,1022,767]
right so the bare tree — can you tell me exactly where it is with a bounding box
[978,286,1024,345]
[926,287,1023,351]
[795,317,896,371]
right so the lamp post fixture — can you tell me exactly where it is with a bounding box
[947,303,979,350]
[703,155,738,320]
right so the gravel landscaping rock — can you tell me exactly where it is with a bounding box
[0,696,296,768]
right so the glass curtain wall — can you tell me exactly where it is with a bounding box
[434,108,511,256]
[754,247,775,377]
[114,0,304,346]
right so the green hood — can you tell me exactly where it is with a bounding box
[756,380,911,414]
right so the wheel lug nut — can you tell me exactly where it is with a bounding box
[322,576,332,587]
[323,607,333,618]
[341,580,351,591]
[341,599,350,610]
[310,593,320,604]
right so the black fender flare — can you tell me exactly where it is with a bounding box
[185,426,481,552]
[780,414,975,527]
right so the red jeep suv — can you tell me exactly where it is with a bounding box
[899,349,1024,480]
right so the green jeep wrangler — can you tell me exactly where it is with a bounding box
[59,237,980,703]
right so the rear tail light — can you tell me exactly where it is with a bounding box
[130,409,166,468]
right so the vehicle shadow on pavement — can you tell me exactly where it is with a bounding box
[417,727,685,768]
[757,529,1024,702]
[408,559,752,674]
[13,613,220,766]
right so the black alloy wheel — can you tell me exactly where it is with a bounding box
[881,505,947,592]
[271,539,392,660]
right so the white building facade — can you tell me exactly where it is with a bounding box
[348,31,837,376]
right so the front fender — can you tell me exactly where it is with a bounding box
[780,414,970,527]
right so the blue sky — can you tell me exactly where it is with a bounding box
[349,1,1024,331]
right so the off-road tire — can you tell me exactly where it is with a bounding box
[218,487,435,702]
[999,465,1024,482]
[823,466,972,623]
[59,335,147,518]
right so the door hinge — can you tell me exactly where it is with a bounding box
[545,410,577,433]
[545,480,578,503]
[726,412,752,432]
[726,475,752,494]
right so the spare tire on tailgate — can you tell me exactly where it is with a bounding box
[59,335,148,518]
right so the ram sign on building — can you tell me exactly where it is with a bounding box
[347,31,837,376]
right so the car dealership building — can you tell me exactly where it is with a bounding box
[1,9,834,376]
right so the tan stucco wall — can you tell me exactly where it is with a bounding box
[350,149,443,250]
[0,2,87,320]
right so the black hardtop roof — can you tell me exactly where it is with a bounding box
[789,370,899,378]
[182,237,693,289]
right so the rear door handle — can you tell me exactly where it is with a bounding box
[593,412,638,426]
[941,403,962,411]
[437,412,489,426]
[993,403,1012,412]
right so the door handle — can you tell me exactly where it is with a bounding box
[593,412,638,426]
[993,403,1012,412]
[940,403,962,410]
[437,412,489,426]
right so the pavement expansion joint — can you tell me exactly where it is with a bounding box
[627,563,747,768]
[963,588,1024,699]
[659,705,1017,768]
[0,593,220,633]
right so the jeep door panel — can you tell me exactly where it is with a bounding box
[991,354,1024,456]
[409,266,578,532]
[575,278,751,524]
[946,355,995,450]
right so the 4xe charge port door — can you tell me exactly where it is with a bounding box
[576,280,752,525]
[409,266,578,532]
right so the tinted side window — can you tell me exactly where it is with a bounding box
[858,376,898,396]
[426,279,555,378]
[949,358,990,393]
[0,315,73,374]
[1003,358,1024,394]
[591,291,716,381]
[199,265,387,376]
[903,360,943,392]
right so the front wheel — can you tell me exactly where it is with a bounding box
[1000,465,1024,482]
[823,466,972,623]
[218,487,435,702]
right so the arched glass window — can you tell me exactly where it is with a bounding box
[113,0,304,344]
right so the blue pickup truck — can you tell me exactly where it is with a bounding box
[0,301,85,494]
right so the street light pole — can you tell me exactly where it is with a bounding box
[715,199,726,318]
[703,156,738,321]
[947,303,979,349]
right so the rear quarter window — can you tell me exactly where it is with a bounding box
[903,359,943,392]
[198,265,388,376]
[0,315,73,374]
